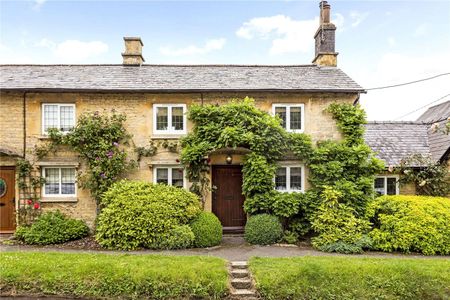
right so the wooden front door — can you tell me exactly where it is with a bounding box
[0,167,16,232]
[212,165,246,232]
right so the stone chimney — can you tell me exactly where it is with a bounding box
[312,1,338,67]
[122,37,145,66]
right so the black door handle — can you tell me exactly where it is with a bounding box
[0,203,5,207]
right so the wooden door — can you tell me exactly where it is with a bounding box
[0,167,15,232]
[212,165,246,232]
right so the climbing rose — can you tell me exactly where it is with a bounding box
[33,202,40,209]
[27,199,32,205]
[113,142,119,147]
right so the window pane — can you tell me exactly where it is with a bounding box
[387,178,397,195]
[275,107,287,129]
[45,168,60,194]
[290,167,302,190]
[61,168,76,195]
[156,107,168,130]
[171,168,184,188]
[60,106,75,132]
[156,168,169,185]
[374,178,385,195]
[171,107,184,131]
[290,107,302,130]
[44,105,58,132]
[275,167,287,190]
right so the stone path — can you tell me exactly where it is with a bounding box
[229,261,257,299]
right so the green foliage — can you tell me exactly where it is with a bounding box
[326,103,367,146]
[190,212,223,248]
[0,252,228,299]
[150,225,195,250]
[242,153,277,198]
[181,97,287,201]
[15,211,89,245]
[367,195,450,255]
[244,214,283,245]
[398,154,449,196]
[16,159,44,225]
[282,230,299,244]
[250,256,450,300]
[95,180,201,250]
[311,187,371,254]
[47,111,135,206]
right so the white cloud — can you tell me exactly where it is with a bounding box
[414,23,429,37]
[236,15,319,54]
[36,39,109,62]
[160,38,226,56]
[349,11,368,27]
[33,0,47,10]
[355,52,450,121]
[0,43,35,63]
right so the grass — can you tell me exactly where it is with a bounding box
[0,252,228,299]
[250,256,450,300]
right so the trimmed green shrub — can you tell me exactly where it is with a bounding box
[150,225,195,250]
[96,180,201,250]
[190,212,222,248]
[311,187,370,254]
[15,211,89,245]
[367,195,450,255]
[282,230,299,244]
[245,214,283,245]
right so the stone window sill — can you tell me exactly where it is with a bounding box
[151,135,184,140]
[40,197,78,203]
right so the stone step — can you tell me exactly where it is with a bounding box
[231,261,248,269]
[231,269,249,278]
[230,288,257,298]
[231,278,252,289]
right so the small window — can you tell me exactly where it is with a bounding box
[42,167,76,197]
[374,176,399,196]
[275,165,304,192]
[42,104,75,134]
[154,166,185,188]
[153,104,186,134]
[272,104,304,132]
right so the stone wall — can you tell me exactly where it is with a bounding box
[1,91,358,226]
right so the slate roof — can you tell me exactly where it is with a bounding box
[417,101,450,161]
[0,64,364,92]
[364,122,431,166]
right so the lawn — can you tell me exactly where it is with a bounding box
[250,256,450,300]
[0,252,228,299]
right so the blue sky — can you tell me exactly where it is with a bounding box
[1,0,449,120]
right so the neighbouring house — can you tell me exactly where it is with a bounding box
[365,100,450,196]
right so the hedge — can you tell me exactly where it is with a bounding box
[367,195,450,255]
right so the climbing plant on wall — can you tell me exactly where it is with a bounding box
[180,97,288,205]
[41,110,136,208]
[16,159,44,225]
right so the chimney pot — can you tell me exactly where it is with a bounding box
[122,37,145,66]
[320,1,331,24]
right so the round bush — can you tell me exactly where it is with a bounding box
[367,195,450,255]
[190,212,222,248]
[15,210,89,245]
[244,214,283,245]
[96,180,201,250]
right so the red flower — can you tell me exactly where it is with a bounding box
[27,199,33,205]
[175,159,180,163]
[33,202,40,209]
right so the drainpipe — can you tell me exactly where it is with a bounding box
[353,93,360,106]
[201,92,204,106]
[22,92,27,158]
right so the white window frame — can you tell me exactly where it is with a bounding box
[272,104,305,133]
[41,103,76,135]
[374,175,399,196]
[153,104,187,135]
[153,165,186,188]
[274,164,305,193]
[42,167,77,198]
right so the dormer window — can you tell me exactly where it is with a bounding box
[153,104,186,135]
[272,104,304,133]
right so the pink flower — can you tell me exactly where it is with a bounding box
[33,202,40,209]
[27,199,33,205]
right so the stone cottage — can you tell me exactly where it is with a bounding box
[2,1,369,232]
